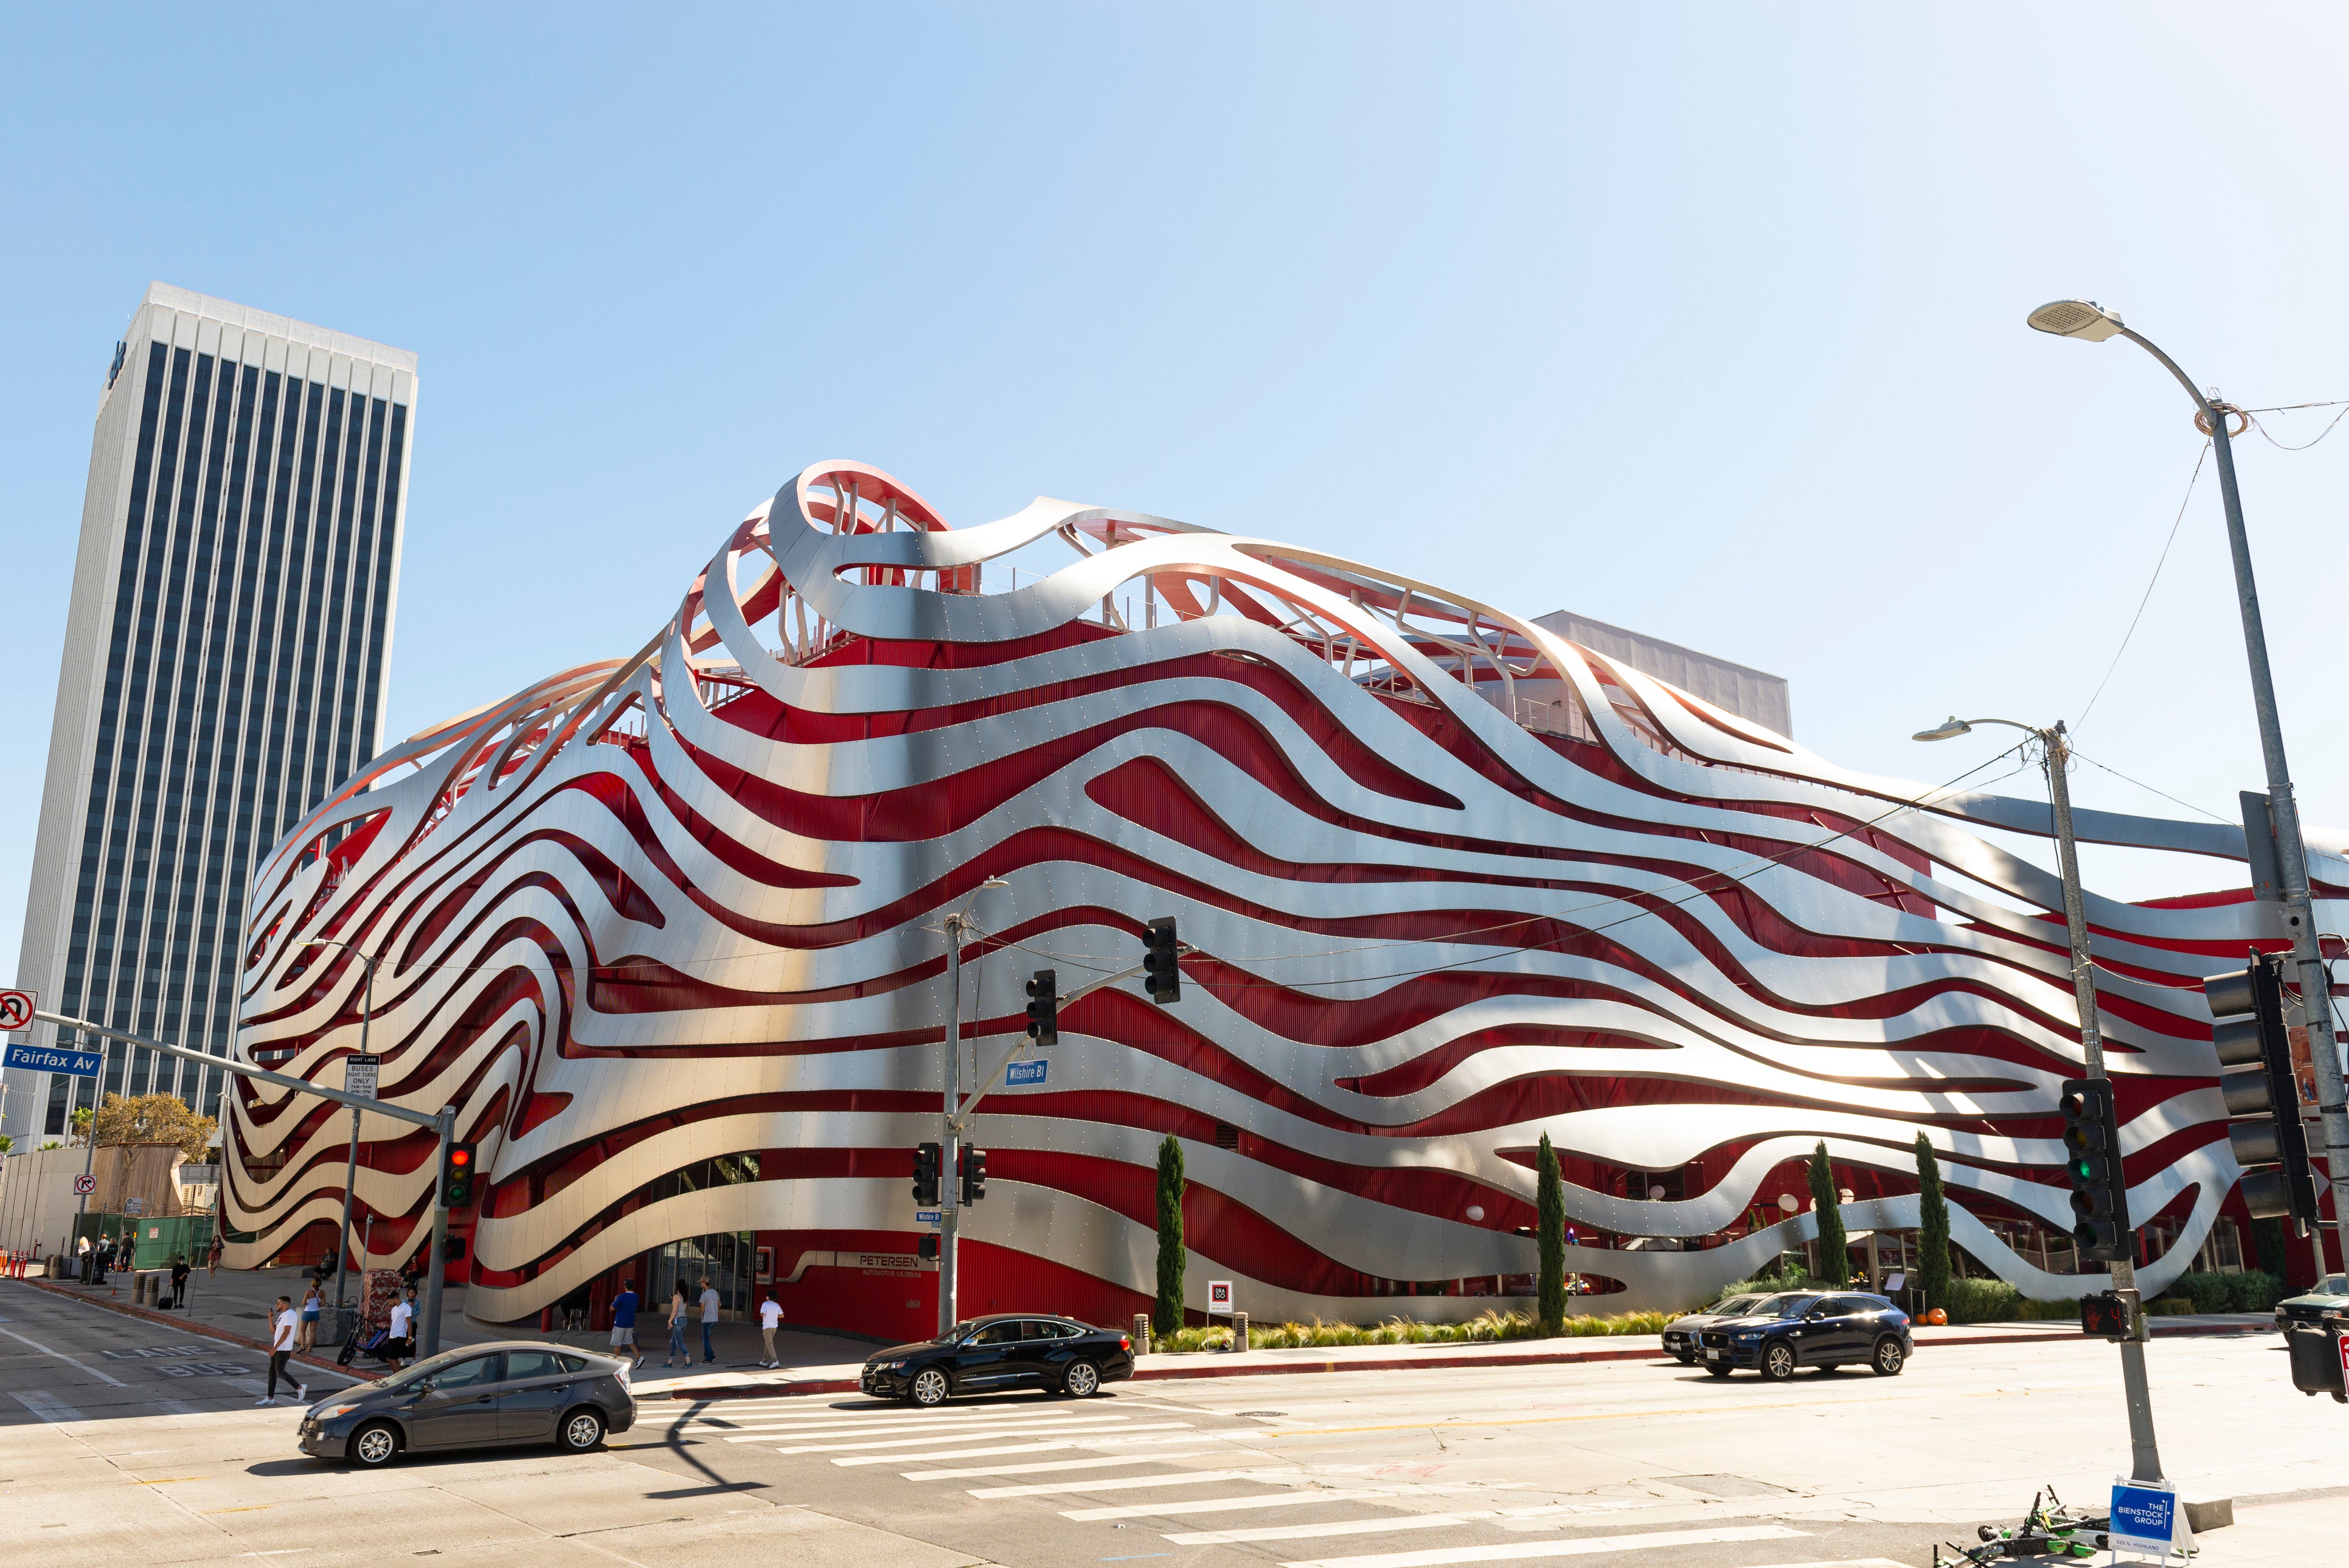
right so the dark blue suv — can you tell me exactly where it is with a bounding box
[1695,1291,1912,1380]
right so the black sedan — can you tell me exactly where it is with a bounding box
[861,1314,1135,1406]
[1695,1291,1912,1379]
[1660,1292,1769,1364]
[300,1340,636,1467]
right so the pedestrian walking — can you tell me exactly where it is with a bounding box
[610,1277,641,1369]
[259,1294,307,1406]
[698,1275,720,1364]
[207,1232,223,1275]
[170,1254,191,1311]
[663,1283,689,1368]
[386,1289,414,1370]
[757,1288,783,1369]
[298,1280,323,1351]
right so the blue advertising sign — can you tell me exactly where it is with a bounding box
[4,1042,103,1077]
[1005,1060,1048,1086]
[2109,1481,2178,1557]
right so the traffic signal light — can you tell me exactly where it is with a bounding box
[2080,1289,2132,1339]
[2058,1078,2130,1263]
[440,1142,476,1208]
[960,1145,988,1205]
[1143,917,1182,1005]
[917,1233,940,1261]
[912,1142,942,1207]
[2205,952,2317,1223]
[1025,969,1059,1047]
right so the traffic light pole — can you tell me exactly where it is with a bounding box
[938,914,967,1338]
[2109,326,2349,1270]
[2042,724,2165,1484]
[420,1105,455,1360]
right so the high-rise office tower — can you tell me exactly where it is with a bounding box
[4,283,415,1143]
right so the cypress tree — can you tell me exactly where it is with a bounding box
[1154,1134,1186,1338]
[1915,1131,1950,1312]
[1536,1132,1566,1335]
[1808,1140,1848,1287]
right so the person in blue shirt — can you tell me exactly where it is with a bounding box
[609,1277,642,1369]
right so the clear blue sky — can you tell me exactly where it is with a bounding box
[5,7,2347,972]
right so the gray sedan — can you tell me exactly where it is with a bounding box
[299,1340,636,1466]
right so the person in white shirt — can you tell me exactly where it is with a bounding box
[387,1290,415,1370]
[757,1291,783,1368]
[698,1277,720,1364]
[260,1294,307,1406]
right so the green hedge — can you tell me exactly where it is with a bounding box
[1153,1308,1671,1353]
[1941,1277,2024,1324]
[2170,1270,2282,1314]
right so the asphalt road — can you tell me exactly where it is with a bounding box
[2,1277,2337,1567]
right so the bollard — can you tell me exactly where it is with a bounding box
[1132,1314,1151,1356]
[1233,1311,1249,1353]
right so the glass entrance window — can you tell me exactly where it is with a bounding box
[646,1231,756,1319]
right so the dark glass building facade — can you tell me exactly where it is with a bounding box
[4,285,414,1142]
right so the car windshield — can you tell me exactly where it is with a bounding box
[373,1348,474,1390]
[1710,1295,1761,1315]
[945,1319,990,1341]
[2319,1275,2347,1296]
[1771,1294,1822,1318]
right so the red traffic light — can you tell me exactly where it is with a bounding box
[449,1148,472,1167]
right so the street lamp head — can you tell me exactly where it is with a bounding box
[1912,716,1974,743]
[2027,299,2126,342]
[980,877,1010,890]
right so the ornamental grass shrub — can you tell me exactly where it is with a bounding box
[1154,1307,1671,1353]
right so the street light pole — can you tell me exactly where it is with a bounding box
[936,878,1008,1337]
[2029,299,2349,1271]
[1916,715,2164,1482]
[301,940,377,1328]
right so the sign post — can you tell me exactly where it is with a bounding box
[1207,1280,1233,1315]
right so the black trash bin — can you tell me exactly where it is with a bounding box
[2284,1322,2346,1403]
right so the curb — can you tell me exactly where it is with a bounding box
[13,1276,371,1382]
[648,1319,2277,1401]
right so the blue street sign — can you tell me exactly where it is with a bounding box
[1006,1060,1048,1086]
[4,1042,102,1077]
[915,1210,942,1224]
[2109,1481,2178,1557]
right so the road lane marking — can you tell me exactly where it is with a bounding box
[10,1390,87,1423]
[1065,1490,1397,1522]
[1171,1514,1481,1546]
[1277,1525,1806,1568]
[834,1440,1083,1465]
[780,1419,1188,1454]
[718,1411,1103,1440]
[905,1451,1217,1479]
[0,1324,128,1386]
[971,1467,1304,1499]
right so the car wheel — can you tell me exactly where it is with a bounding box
[1871,1336,1906,1377]
[349,1421,401,1468]
[910,1367,951,1407]
[1703,1363,1733,1378]
[1063,1360,1101,1398]
[1759,1341,1796,1381]
[560,1407,606,1452]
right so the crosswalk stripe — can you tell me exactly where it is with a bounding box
[721,1413,1101,1442]
[1276,1524,1806,1568]
[780,1419,1187,1454]
[833,1439,1080,1466]
[1170,1515,1481,1547]
[970,1467,1302,1499]
[1064,1490,1397,1522]
[690,1405,1070,1431]
[904,1451,1217,1480]
[1729,1561,1907,1567]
